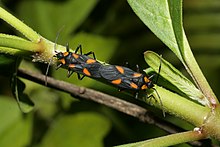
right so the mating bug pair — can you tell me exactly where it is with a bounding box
[55,44,162,100]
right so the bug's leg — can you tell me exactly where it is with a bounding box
[66,43,70,52]
[125,62,130,68]
[80,75,85,80]
[77,73,85,80]
[84,51,96,60]
[147,94,154,104]
[136,64,140,73]
[148,74,156,81]
[75,44,82,55]
[135,92,139,99]
[56,63,63,70]
[118,88,125,92]
[54,50,58,57]
[67,69,74,78]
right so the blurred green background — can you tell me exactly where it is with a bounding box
[0,0,220,146]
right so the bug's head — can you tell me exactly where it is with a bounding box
[54,51,68,59]
[146,80,154,89]
[53,51,70,66]
[141,76,154,90]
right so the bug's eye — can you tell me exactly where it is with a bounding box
[147,81,154,89]
[56,53,64,59]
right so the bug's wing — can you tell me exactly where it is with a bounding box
[85,62,102,78]
[116,78,139,90]
[99,65,123,80]
[121,66,138,77]
[69,64,84,72]
[75,55,89,63]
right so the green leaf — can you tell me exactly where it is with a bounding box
[10,59,34,113]
[9,57,34,113]
[0,55,13,64]
[17,0,98,40]
[0,7,40,42]
[41,112,111,147]
[144,51,210,107]
[128,0,218,105]
[0,96,32,147]
[127,0,184,61]
[11,76,35,113]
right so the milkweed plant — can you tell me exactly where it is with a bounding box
[0,0,220,146]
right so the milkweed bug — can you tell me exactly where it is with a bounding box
[45,26,101,83]
[55,43,102,79]
[99,65,155,93]
[99,59,164,116]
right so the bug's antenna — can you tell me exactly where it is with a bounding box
[153,88,165,117]
[155,55,162,84]
[45,26,65,85]
[152,55,165,116]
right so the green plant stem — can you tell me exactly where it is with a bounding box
[0,47,30,56]
[149,86,210,126]
[203,105,220,139]
[117,131,206,147]
[0,36,40,52]
[0,7,40,42]
[183,35,219,106]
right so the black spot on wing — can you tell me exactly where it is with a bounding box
[69,64,84,73]
[85,62,102,78]
[121,66,137,77]
[100,65,123,80]
[114,78,137,90]
[75,55,90,63]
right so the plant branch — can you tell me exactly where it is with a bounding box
[149,86,210,126]
[17,68,193,135]
[0,7,40,42]
[0,35,40,52]
[0,47,29,55]
[183,34,219,106]
[117,130,207,147]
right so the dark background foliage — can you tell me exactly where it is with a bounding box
[0,0,219,146]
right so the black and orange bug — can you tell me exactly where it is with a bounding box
[99,65,155,94]
[99,62,164,115]
[45,26,101,84]
[55,43,102,79]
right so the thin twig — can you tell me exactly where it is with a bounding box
[18,69,154,121]
[17,68,203,146]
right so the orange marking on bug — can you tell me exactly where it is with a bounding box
[59,58,66,64]
[130,82,138,89]
[116,66,124,74]
[72,53,79,59]
[111,79,122,85]
[86,59,96,64]
[63,52,69,57]
[144,76,150,83]
[83,68,91,76]
[133,73,142,77]
[141,84,148,90]
[69,64,76,68]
